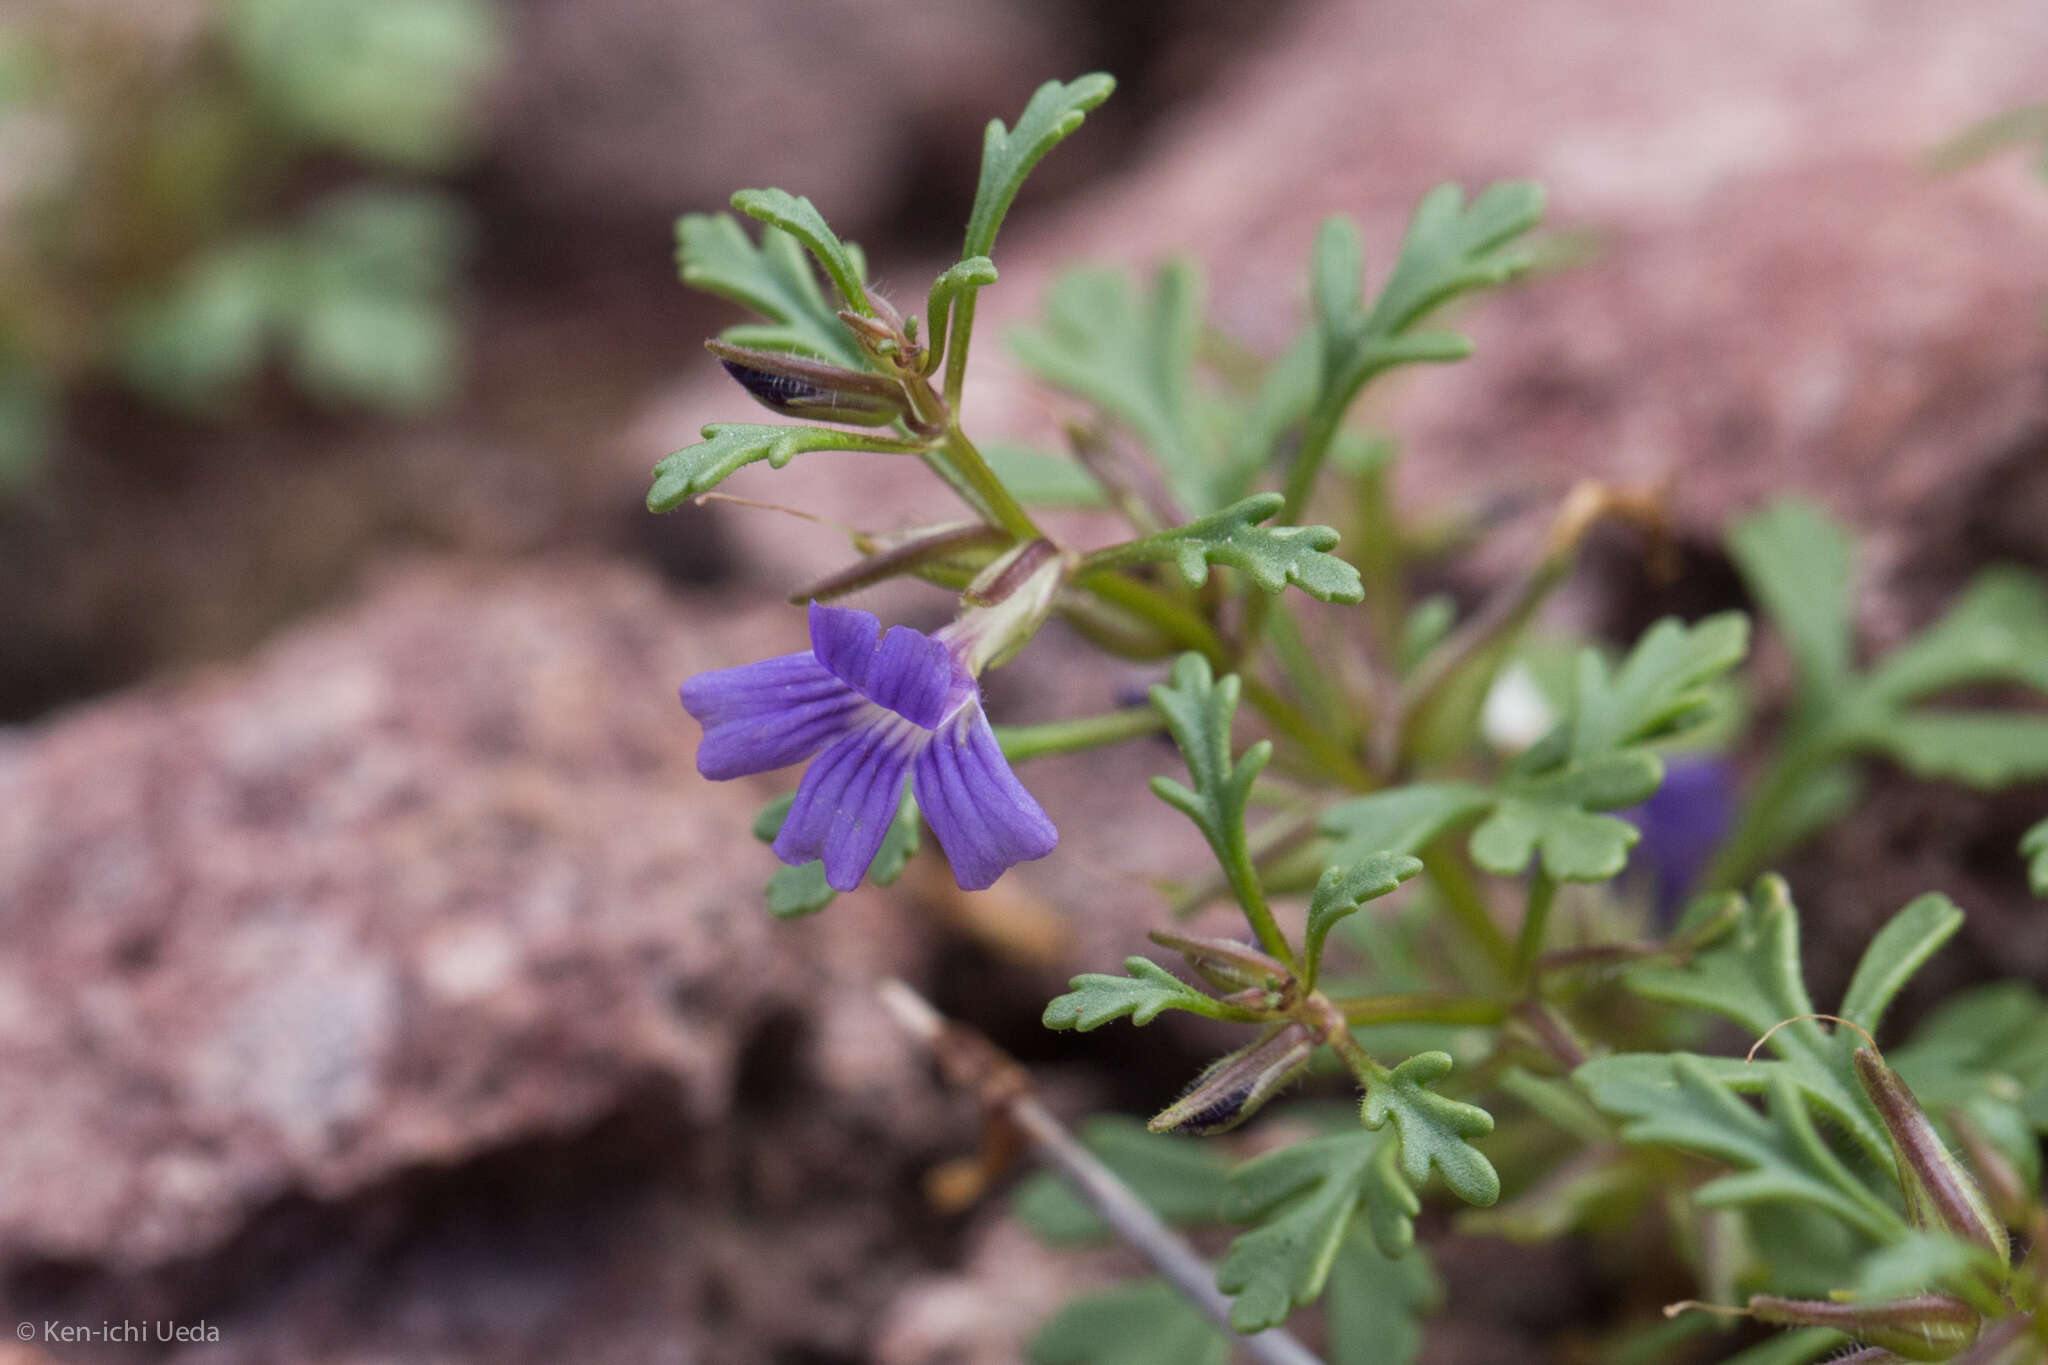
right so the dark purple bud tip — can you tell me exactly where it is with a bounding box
[1148,1023,1315,1136]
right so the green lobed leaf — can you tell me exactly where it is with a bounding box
[2026,817,2048,896]
[1303,852,1424,988]
[1217,1130,1418,1332]
[1324,1231,1441,1365]
[1012,1117,1234,1243]
[1319,783,1492,865]
[1042,957,1233,1031]
[1728,498,1857,697]
[1837,892,1964,1038]
[1028,1281,1226,1365]
[1625,876,1892,1164]
[675,213,869,368]
[1574,1053,1902,1241]
[1850,710,2048,789]
[1467,750,1661,881]
[1148,654,1271,880]
[1563,613,1751,761]
[1360,1051,1500,1207]
[1864,567,2048,704]
[1102,493,1364,603]
[648,423,912,510]
[729,188,870,315]
[1009,261,1213,510]
[1312,182,1544,403]
[1888,982,2048,1129]
[964,73,1117,260]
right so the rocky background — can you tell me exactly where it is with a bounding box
[2,1,2046,1361]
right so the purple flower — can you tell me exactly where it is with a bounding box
[1626,755,1735,921]
[681,602,1057,892]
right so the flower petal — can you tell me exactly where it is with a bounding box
[774,716,918,891]
[808,601,882,691]
[679,651,863,779]
[866,625,959,727]
[913,705,1057,890]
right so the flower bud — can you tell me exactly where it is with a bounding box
[941,539,1076,673]
[1148,1022,1315,1136]
[1147,929,1292,1000]
[1747,1293,1978,1362]
[707,340,910,427]
[1854,1048,2011,1266]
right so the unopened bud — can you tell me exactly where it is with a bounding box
[1748,1293,1978,1362]
[941,539,1076,673]
[707,340,909,427]
[1147,929,1293,1000]
[1854,1048,2011,1267]
[1148,1023,1315,1136]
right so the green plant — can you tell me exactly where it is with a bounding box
[658,74,2048,1363]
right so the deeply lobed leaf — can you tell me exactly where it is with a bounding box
[1042,957,1234,1031]
[1360,1051,1501,1208]
[675,213,869,368]
[1218,1130,1418,1331]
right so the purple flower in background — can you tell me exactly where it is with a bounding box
[1627,755,1735,921]
[680,602,1057,892]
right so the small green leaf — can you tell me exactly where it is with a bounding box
[924,255,998,362]
[1325,1231,1440,1365]
[1312,182,1544,403]
[1865,567,2048,704]
[1467,750,1661,881]
[1837,892,1963,1038]
[763,861,835,918]
[1012,1117,1233,1243]
[2025,817,2048,896]
[1148,654,1270,890]
[675,213,868,368]
[1851,710,2048,789]
[1042,957,1229,1031]
[1360,1051,1500,1207]
[648,423,915,510]
[729,187,869,315]
[1625,876,1887,1163]
[1009,261,1212,509]
[1728,499,1857,697]
[1303,852,1424,988]
[964,73,1116,260]
[1319,783,1492,864]
[1217,1130,1417,1331]
[1564,613,1751,761]
[1093,493,1364,603]
[1575,1053,1902,1241]
[1028,1281,1226,1365]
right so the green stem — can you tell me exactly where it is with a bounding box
[1331,992,1511,1027]
[1421,841,1514,978]
[1512,870,1558,988]
[1279,394,1346,525]
[943,292,979,410]
[993,709,1165,761]
[1078,571,1366,784]
[938,422,1039,542]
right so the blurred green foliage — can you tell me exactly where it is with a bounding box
[0,0,503,485]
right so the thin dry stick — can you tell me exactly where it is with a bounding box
[877,979,1327,1365]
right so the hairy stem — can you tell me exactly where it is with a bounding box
[879,980,1327,1365]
